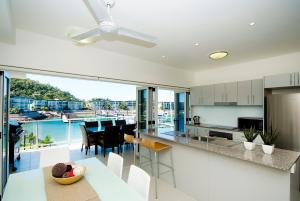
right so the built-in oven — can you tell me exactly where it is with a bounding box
[238,117,263,131]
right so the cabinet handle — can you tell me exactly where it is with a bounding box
[247,95,250,104]
[252,95,255,104]
[290,74,293,86]
[298,73,300,85]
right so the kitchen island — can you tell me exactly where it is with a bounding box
[139,129,300,201]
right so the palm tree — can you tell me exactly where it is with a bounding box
[103,99,112,116]
[27,132,36,149]
[118,102,129,115]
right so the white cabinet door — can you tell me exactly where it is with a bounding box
[251,79,263,105]
[237,80,251,105]
[186,125,196,136]
[225,82,238,103]
[197,127,209,137]
[264,73,293,88]
[190,86,201,106]
[201,85,214,105]
[214,84,225,102]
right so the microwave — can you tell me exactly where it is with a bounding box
[238,117,263,131]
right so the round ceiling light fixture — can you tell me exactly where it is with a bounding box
[209,51,229,60]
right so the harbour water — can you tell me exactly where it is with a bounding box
[20,116,133,144]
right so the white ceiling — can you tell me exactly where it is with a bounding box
[10,0,300,71]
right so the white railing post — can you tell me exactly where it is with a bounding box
[35,120,39,149]
[68,120,71,145]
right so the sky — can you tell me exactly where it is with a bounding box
[27,74,174,102]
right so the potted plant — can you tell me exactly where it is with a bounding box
[243,127,258,151]
[260,125,279,154]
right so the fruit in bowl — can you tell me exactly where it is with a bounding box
[51,163,86,185]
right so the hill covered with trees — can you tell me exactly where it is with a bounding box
[11,78,79,101]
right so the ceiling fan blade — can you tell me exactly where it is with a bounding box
[83,0,111,23]
[118,27,156,45]
[71,28,102,41]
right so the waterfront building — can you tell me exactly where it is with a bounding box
[47,100,68,111]
[31,100,48,110]
[10,96,32,112]
[67,101,84,110]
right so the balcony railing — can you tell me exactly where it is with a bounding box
[18,116,135,150]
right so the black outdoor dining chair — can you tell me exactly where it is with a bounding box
[85,121,98,128]
[121,123,137,151]
[80,125,97,155]
[115,119,126,127]
[100,120,113,128]
[98,125,120,157]
[122,123,137,137]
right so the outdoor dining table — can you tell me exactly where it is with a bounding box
[86,127,105,155]
[2,157,144,201]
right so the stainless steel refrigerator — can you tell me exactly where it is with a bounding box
[266,91,300,151]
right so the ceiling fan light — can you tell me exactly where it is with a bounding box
[100,21,118,33]
[209,51,228,60]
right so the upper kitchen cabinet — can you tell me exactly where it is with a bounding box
[237,80,252,105]
[295,72,300,86]
[200,85,214,105]
[190,85,214,106]
[238,79,263,106]
[214,84,225,102]
[225,82,238,103]
[190,86,202,106]
[251,79,263,105]
[214,82,238,103]
[264,72,300,88]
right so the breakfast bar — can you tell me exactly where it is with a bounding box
[139,129,300,201]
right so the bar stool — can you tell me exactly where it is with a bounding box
[123,134,140,165]
[139,138,176,199]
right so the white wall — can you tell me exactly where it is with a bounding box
[191,106,263,127]
[192,51,300,86]
[0,0,15,44]
[0,29,193,88]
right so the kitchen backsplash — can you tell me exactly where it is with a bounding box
[191,106,263,127]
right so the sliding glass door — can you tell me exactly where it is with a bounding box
[174,91,190,132]
[136,87,157,131]
[0,71,10,197]
[157,89,175,133]
[137,87,189,134]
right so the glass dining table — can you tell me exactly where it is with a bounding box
[2,157,144,201]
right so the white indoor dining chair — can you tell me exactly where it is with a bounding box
[107,152,124,178]
[127,165,151,201]
[39,146,70,168]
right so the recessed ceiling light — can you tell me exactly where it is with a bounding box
[249,22,256,26]
[194,43,200,46]
[161,55,166,58]
[209,51,228,60]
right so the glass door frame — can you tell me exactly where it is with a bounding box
[174,89,190,132]
[0,71,10,197]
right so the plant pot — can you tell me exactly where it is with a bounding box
[243,141,256,151]
[262,144,275,154]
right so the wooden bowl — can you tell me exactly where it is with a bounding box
[52,165,86,185]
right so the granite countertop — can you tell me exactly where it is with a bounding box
[139,129,300,171]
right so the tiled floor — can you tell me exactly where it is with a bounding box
[13,144,196,201]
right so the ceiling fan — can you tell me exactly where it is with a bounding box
[71,0,156,46]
